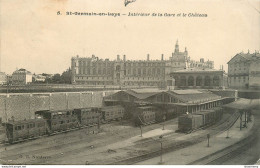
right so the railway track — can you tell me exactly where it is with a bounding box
[0,111,239,165]
[0,119,175,164]
[105,112,240,165]
[189,120,257,165]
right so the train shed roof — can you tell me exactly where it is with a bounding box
[223,98,260,110]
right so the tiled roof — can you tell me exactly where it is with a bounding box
[228,52,260,64]
[124,90,160,100]
[13,68,32,74]
[223,98,260,110]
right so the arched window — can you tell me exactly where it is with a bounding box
[173,76,180,86]
[180,76,186,86]
[204,76,211,86]
[188,76,194,86]
[196,76,202,86]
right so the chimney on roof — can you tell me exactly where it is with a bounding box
[117,55,120,61]
[200,58,204,63]
[123,55,126,62]
[248,49,250,54]
[161,54,164,61]
[147,54,150,61]
[92,55,95,59]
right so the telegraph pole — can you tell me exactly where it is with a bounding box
[140,125,143,137]
[239,111,243,130]
[159,135,164,164]
[226,120,230,139]
[207,134,210,147]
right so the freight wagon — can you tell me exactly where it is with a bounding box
[178,107,223,133]
[178,114,204,133]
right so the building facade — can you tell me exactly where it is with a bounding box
[12,68,33,85]
[249,58,260,89]
[227,51,260,89]
[170,68,228,89]
[71,41,214,87]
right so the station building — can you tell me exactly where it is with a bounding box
[71,41,214,87]
[103,89,227,119]
[170,68,228,89]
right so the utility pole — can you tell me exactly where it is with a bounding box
[140,125,143,137]
[207,134,210,147]
[226,120,230,139]
[162,114,166,130]
[244,111,247,128]
[239,111,243,131]
[159,135,164,164]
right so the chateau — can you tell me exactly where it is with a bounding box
[71,41,214,87]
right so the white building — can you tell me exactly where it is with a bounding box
[12,68,33,85]
[0,72,7,85]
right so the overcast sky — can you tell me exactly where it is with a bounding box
[1,0,260,74]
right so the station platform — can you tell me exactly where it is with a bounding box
[137,114,255,165]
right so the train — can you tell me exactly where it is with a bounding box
[178,107,223,133]
[5,105,125,143]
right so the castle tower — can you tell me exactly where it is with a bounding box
[174,40,179,53]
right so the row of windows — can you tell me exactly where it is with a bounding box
[232,76,248,80]
[14,123,44,131]
[77,67,165,75]
[82,116,99,120]
[77,61,165,67]
[229,62,248,67]
[52,119,77,125]
[144,114,155,119]
[77,76,112,80]
[105,111,124,116]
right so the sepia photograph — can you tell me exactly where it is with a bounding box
[0,0,260,166]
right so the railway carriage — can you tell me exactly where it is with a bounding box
[35,110,79,133]
[73,107,101,127]
[100,105,124,123]
[5,118,47,143]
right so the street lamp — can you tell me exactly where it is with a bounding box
[226,120,230,139]
[239,111,243,131]
[140,125,143,137]
[162,114,166,130]
[159,135,164,164]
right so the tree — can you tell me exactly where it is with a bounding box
[61,68,72,84]
[52,74,62,83]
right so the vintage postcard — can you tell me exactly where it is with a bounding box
[0,0,259,166]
